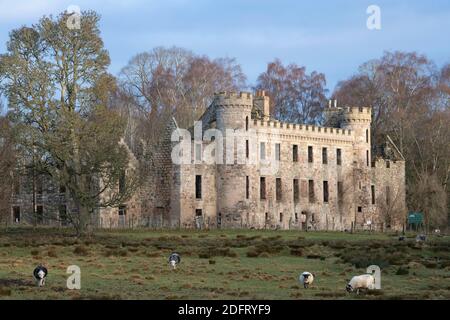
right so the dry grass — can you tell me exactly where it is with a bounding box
[0,227,448,300]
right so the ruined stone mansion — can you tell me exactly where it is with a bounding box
[10,91,407,231]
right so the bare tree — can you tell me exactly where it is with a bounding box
[118,47,247,150]
[255,59,328,124]
[333,51,449,230]
[409,173,448,230]
[376,185,404,231]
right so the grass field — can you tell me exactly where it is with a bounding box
[0,227,449,300]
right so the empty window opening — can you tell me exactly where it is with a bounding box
[276,178,282,201]
[308,180,315,203]
[195,175,202,199]
[366,150,369,166]
[366,129,369,143]
[13,206,20,223]
[246,176,249,199]
[295,212,298,223]
[118,206,126,216]
[293,145,298,162]
[357,206,362,213]
[386,161,390,168]
[36,205,44,223]
[322,147,328,164]
[371,185,375,205]
[196,209,203,217]
[337,148,342,165]
[275,143,281,161]
[246,140,249,158]
[279,212,283,223]
[308,146,313,163]
[260,177,266,200]
[323,181,329,203]
[386,186,390,205]
[245,116,249,131]
[217,212,222,226]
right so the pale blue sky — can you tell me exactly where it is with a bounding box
[0,0,449,91]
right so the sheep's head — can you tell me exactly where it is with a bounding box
[346,284,353,292]
[37,270,46,279]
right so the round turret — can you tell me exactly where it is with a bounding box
[213,92,254,228]
[214,91,253,132]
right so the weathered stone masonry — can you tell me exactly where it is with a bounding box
[160,91,406,231]
[9,90,406,231]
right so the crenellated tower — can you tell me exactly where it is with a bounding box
[213,92,254,226]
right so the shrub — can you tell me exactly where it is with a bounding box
[246,247,260,258]
[290,249,303,257]
[73,246,89,256]
[198,247,237,259]
[395,267,409,275]
[47,249,58,258]
[0,287,12,297]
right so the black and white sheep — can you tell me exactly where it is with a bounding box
[299,272,315,288]
[346,274,375,294]
[169,252,181,269]
[33,265,48,287]
[416,234,426,243]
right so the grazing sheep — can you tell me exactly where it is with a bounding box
[169,252,181,269]
[33,265,48,287]
[434,229,441,235]
[398,235,406,241]
[346,274,375,294]
[416,234,426,243]
[299,272,315,288]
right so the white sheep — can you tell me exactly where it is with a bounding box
[299,272,315,288]
[346,274,375,294]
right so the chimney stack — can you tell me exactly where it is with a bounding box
[254,90,270,120]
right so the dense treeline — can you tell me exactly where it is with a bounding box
[0,11,448,231]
